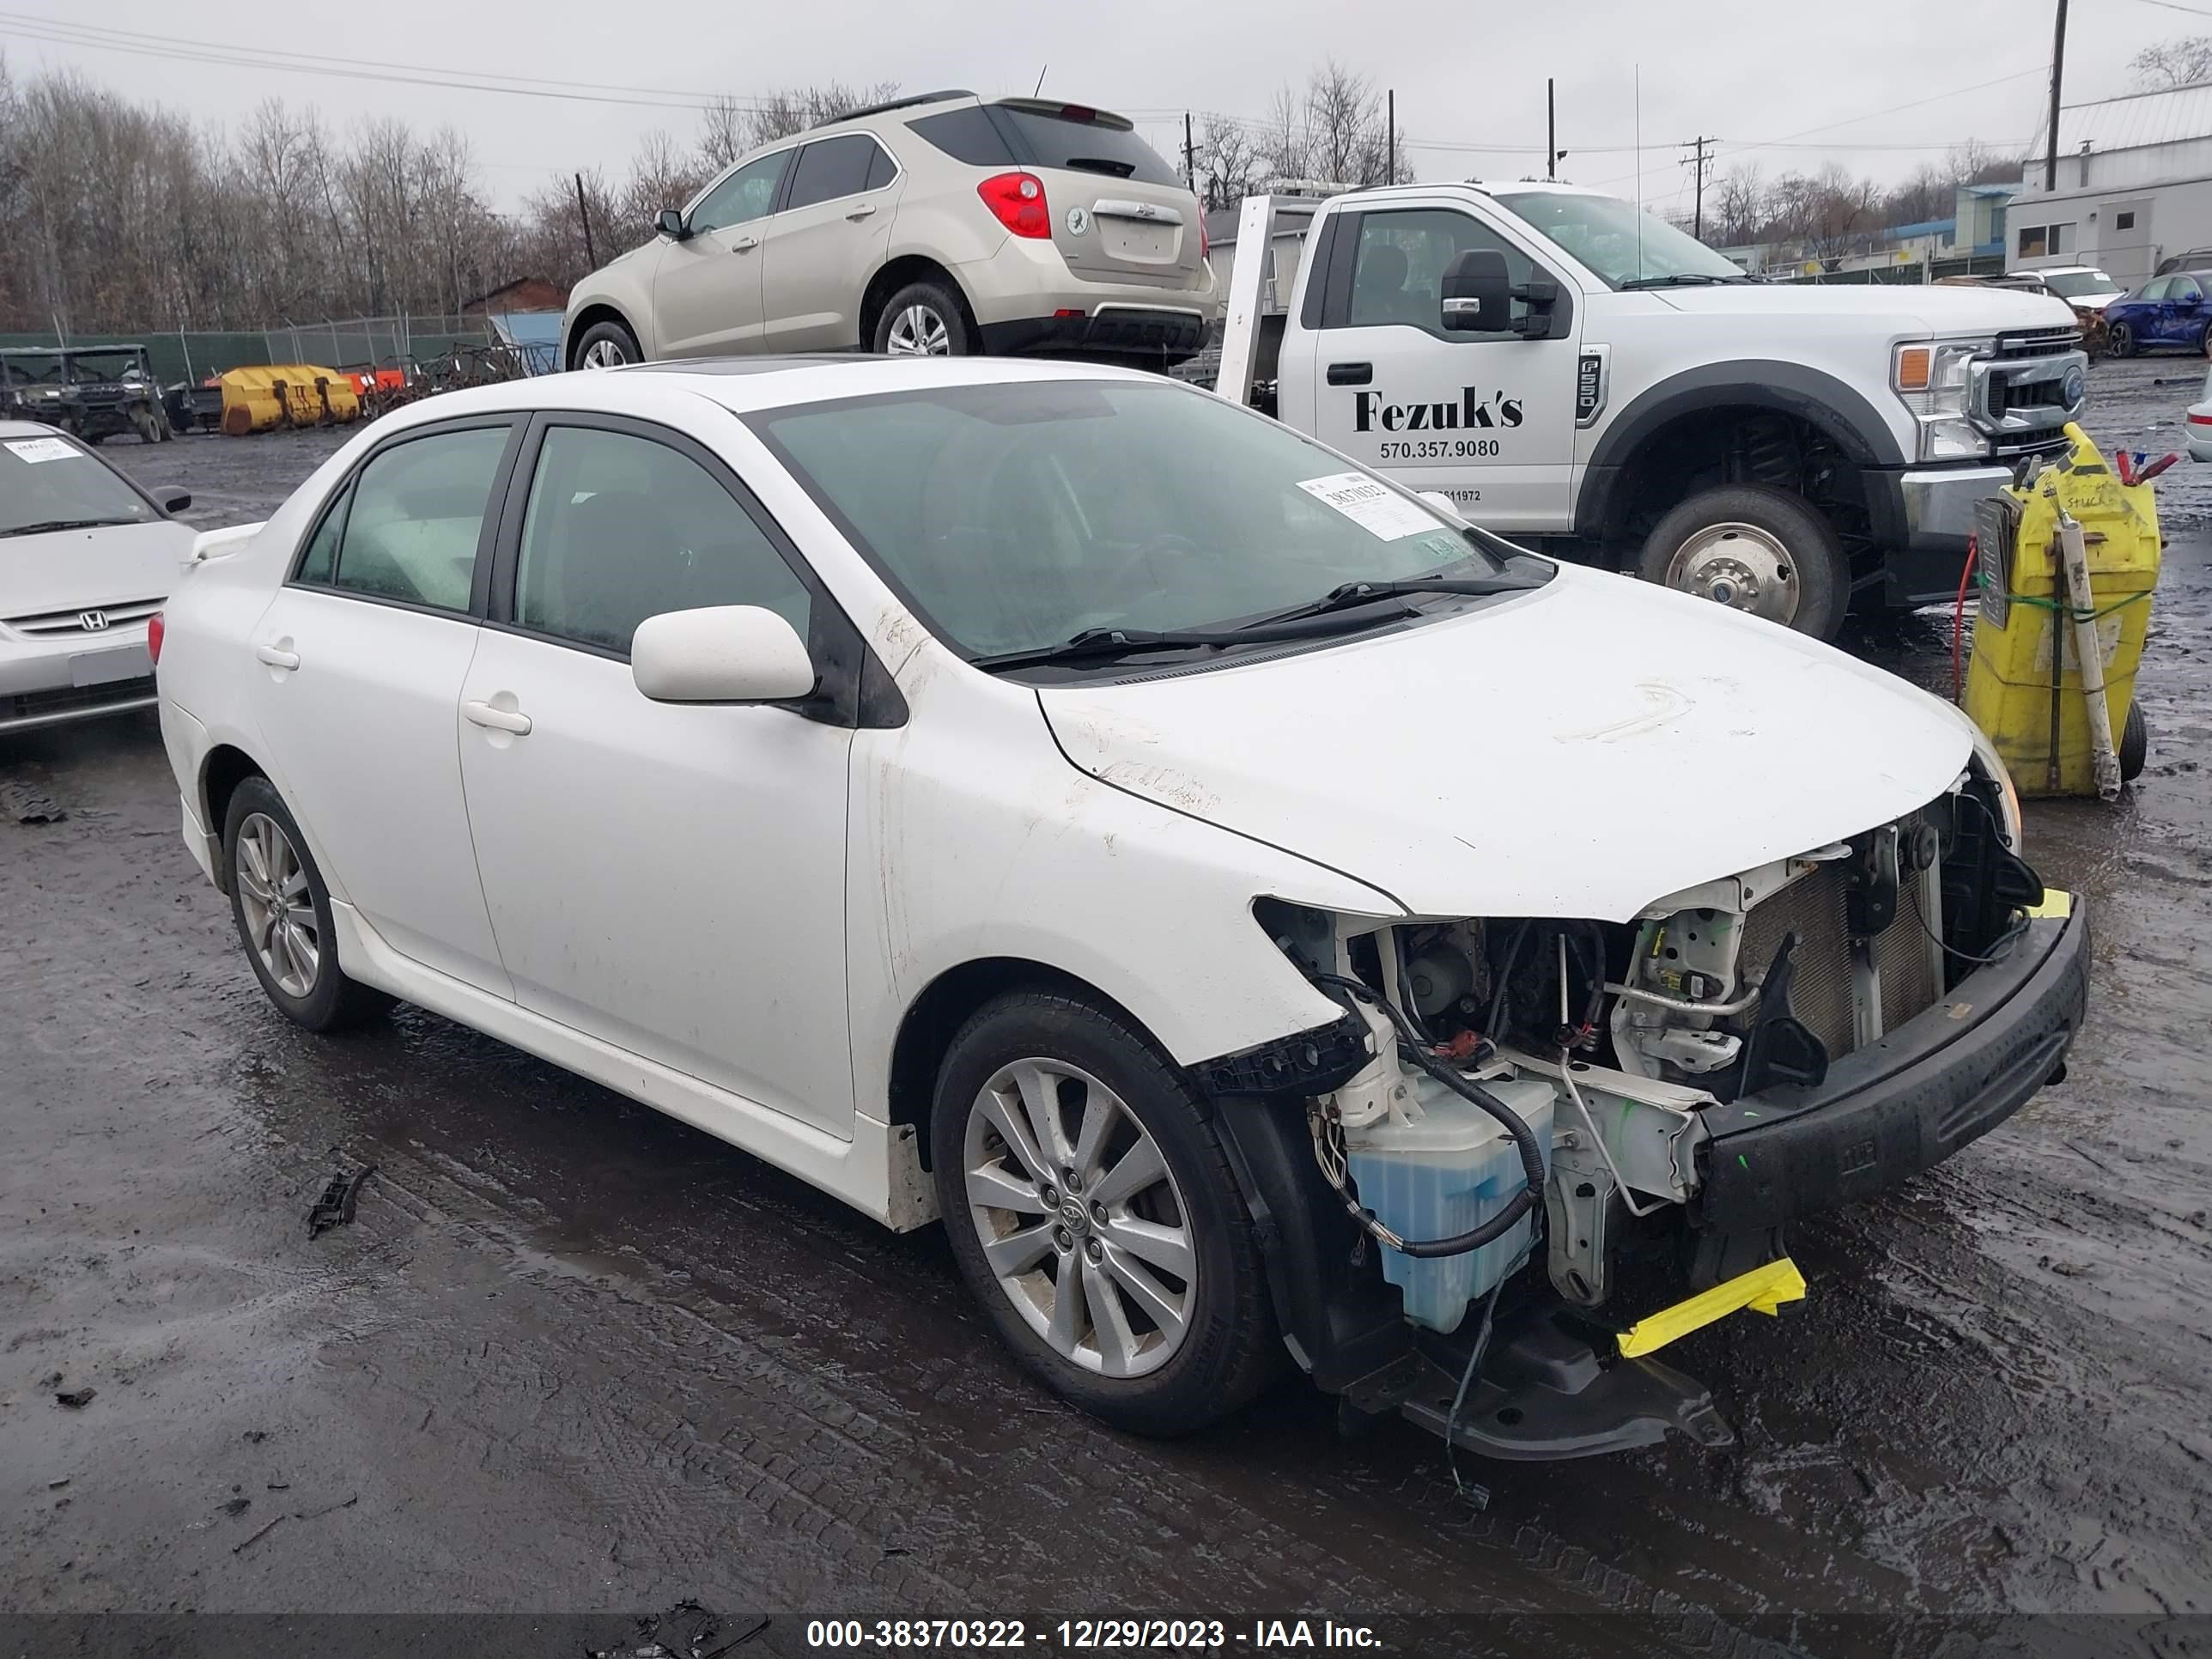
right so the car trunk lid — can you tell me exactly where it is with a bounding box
[988,99,1206,291]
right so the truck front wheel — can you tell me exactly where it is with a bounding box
[1637,484,1850,640]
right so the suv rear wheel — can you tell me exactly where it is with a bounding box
[1637,483,1850,641]
[874,280,974,357]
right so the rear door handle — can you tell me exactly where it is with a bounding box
[255,644,300,669]
[730,235,759,253]
[1327,362,1372,386]
[845,204,878,221]
[463,699,532,736]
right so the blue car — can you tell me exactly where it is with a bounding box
[2106,269,2212,357]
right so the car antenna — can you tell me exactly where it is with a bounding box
[1033,64,1048,97]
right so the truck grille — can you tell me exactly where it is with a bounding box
[1737,847,1940,1062]
[3,599,161,638]
[1995,327,2081,359]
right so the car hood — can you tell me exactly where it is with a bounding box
[1036,567,1971,921]
[1,519,193,618]
[1656,282,2079,334]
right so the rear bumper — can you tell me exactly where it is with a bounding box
[979,304,1212,361]
[1692,903,2089,1233]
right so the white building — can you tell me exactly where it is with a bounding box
[2017,81,2212,284]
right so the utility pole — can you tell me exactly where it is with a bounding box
[2045,0,2069,193]
[1547,78,1556,179]
[1681,135,1717,240]
[574,172,597,269]
[1183,112,1197,193]
[1386,88,1395,186]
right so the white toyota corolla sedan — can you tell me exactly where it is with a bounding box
[155,358,2086,1456]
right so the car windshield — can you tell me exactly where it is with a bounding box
[1491,188,1751,289]
[0,433,155,537]
[2042,270,2117,298]
[750,380,1536,662]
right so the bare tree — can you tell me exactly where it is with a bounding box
[2129,36,2212,90]
[1711,163,1766,246]
[1256,62,1405,189]
[1196,115,1260,210]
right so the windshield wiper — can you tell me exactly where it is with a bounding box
[1618,272,1749,289]
[1,517,139,538]
[1240,574,1544,628]
[973,576,1542,673]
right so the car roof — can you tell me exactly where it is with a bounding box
[370,356,1172,434]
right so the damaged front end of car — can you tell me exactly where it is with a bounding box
[1194,757,2088,1462]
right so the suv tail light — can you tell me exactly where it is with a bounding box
[148,611,165,665]
[978,172,1051,240]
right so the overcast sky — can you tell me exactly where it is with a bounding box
[0,0,2183,214]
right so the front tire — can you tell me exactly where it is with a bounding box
[2119,699,2148,781]
[573,318,641,371]
[2110,320,2137,359]
[1637,483,1850,640]
[872,280,974,357]
[931,990,1277,1436]
[222,777,392,1032]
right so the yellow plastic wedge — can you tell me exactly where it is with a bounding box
[1615,1257,1808,1358]
[2026,887,2073,920]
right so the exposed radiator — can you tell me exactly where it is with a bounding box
[1737,843,1940,1062]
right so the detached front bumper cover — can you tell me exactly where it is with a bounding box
[1693,902,2089,1233]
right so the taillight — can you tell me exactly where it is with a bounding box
[148,611,164,665]
[977,171,1051,239]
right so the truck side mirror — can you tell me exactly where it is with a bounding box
[1441,250,1513,333]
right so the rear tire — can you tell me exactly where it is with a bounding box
[931,989,1278,1436]
[572,318,641,370]
[872,280,974,357]
[222,776,392,1033]
[1637,483,1850,641]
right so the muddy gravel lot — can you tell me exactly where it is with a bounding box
[3,371,2208,1653]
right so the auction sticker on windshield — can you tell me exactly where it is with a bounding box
[1296,471,1436,540]
[5,437,82,463]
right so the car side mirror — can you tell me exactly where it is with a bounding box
[1440,249,1513,333]
[632,605,816,704]
[655,208,690,240]
[157,488,191,514]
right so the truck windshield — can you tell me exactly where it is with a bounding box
[1491,189,1750,289]
[0,434,155,537]
[751,380,1538,664]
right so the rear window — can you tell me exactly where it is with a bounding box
[1,434,155,538]
[991,102,1182,186]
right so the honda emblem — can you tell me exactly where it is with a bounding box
[79,610,109,631]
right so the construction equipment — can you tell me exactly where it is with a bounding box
[216,364,362,435]
[1964,422,2160,799]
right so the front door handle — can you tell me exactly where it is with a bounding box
[1327,361,1373,386]
[463,699,532,736]
[255,643,300,670]
[730,235,759,253]
[846,204,878,221]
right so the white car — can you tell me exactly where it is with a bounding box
[152,360,2087,1454]
[2,419,195,736]
[2013,265,2124,312]
[2187,366,2212,462]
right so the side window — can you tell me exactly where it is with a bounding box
[327,426,508,611]
[691,151,791,234]
[864,143,896,191]
[785,135,884,210]
[2136,276,2171,301]
[905,106,1015,167]
[1344,209,1534,332]
[2177,276,2204,302]
[295,480,350,585]
[514,426,811,655]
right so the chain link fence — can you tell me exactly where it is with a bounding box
[0,314,501,385]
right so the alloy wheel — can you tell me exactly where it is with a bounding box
[962,1058,1195,1378]
[1663,520,1801,624]
[580,337,630,368]
[885,304,951,356]
[235,812,319,998]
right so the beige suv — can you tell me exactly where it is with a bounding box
[562,91,1219,370]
